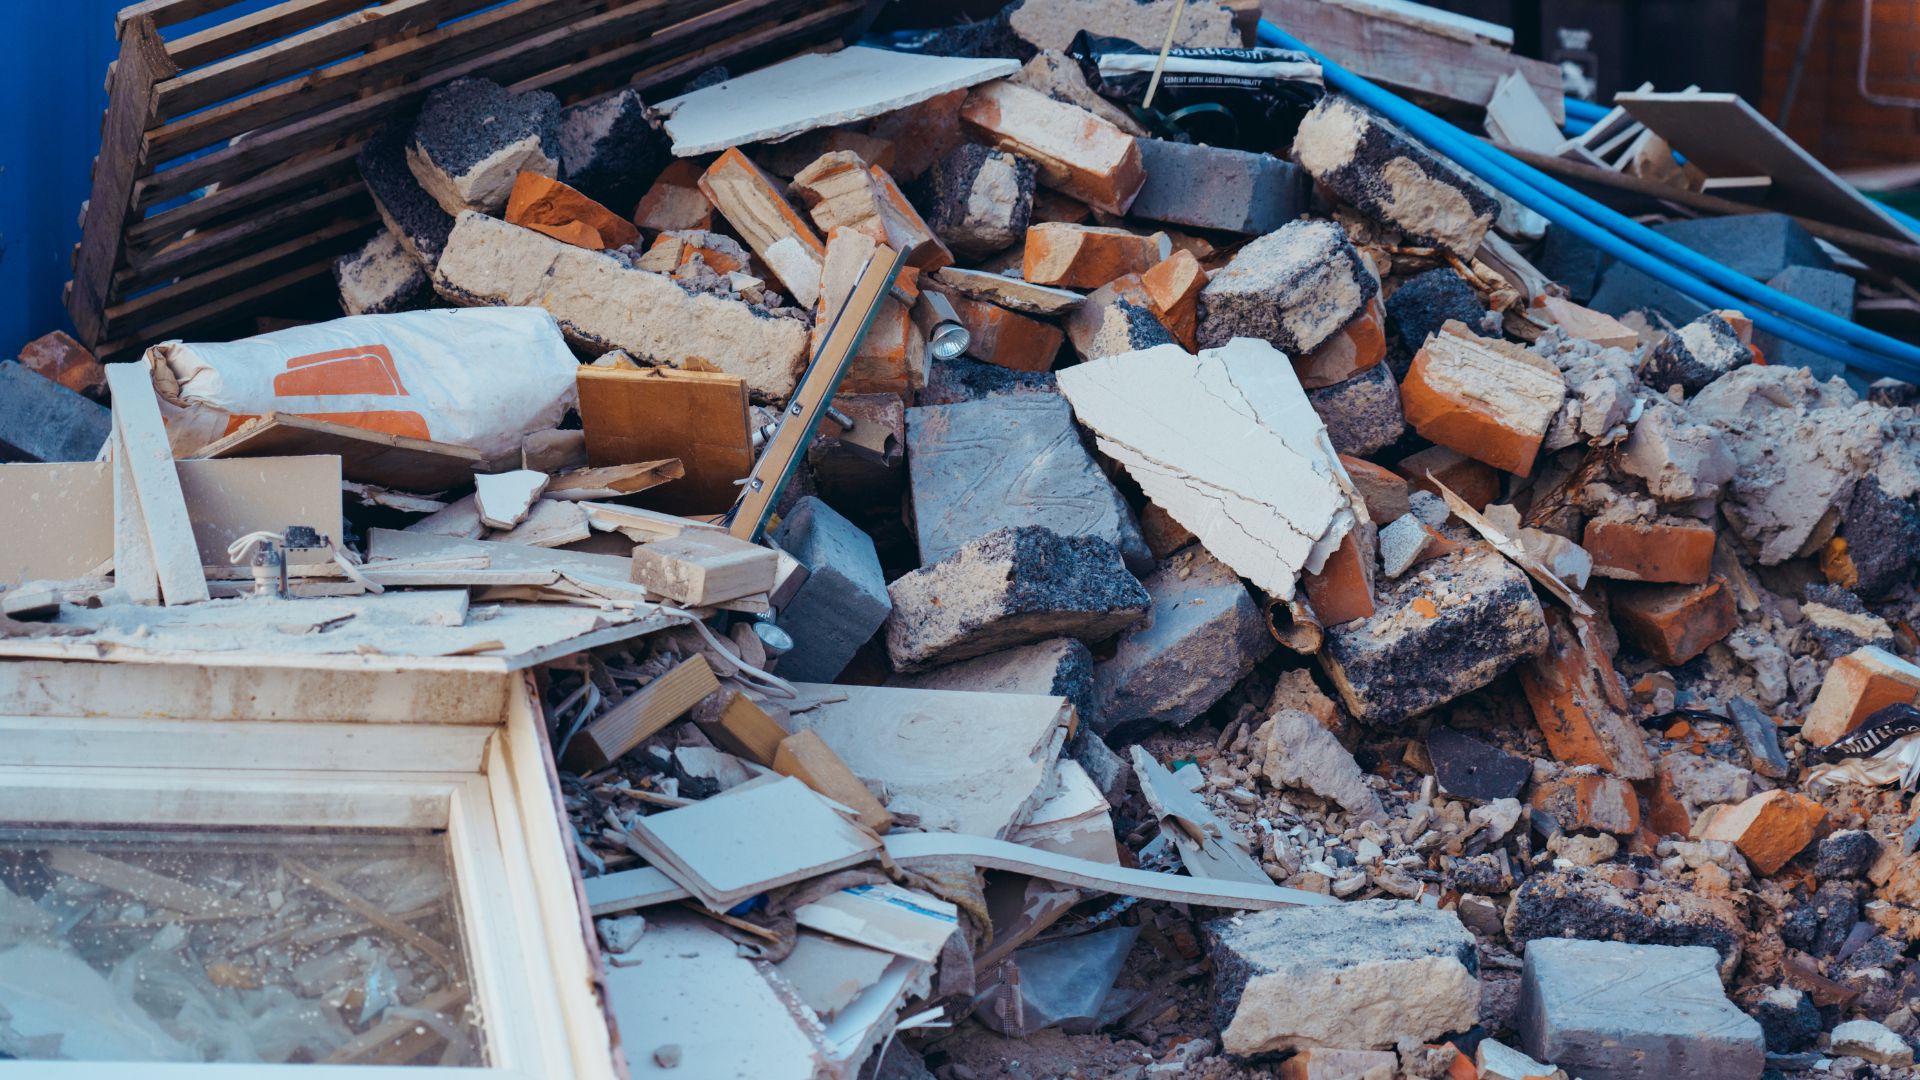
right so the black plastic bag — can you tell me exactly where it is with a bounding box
[1068,32,1324,152]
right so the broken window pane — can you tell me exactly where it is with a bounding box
[0,827,485,1066]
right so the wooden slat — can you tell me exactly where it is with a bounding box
[118,182,369,292]
[136,0,739,205]
[105,363,211,605]
[625,0,857,96]
[118,0,251,33]
[95,259,337,361]
[147,0,607,162]
[167,0,372,70]
[191,413,485,491]
[107,215,375,336]
[129,143,361,244]
[154,0,500,121]
[525,0,845,100]
[69,16,179,348]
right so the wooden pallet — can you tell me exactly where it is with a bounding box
[71,0,870,360]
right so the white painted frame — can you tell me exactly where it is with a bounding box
[0,661,614,1080]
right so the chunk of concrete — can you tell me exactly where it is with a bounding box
[358,119,456,268]
[1062,289,1176,363]
[0,361,112,463]
[919,144,1035,260]
[1642,312,1751,395]
[1256,708,1388,823]
[407,78,560,215]
[1835,474,1920,600]
[1506,868,1744,973]
[1618,402,1736,503]
[1830,1019,1915,1067]
[556,86,669,214]
[334,227,432,316]
[1205,900,1479,1055]
[959,80,1146,215]
[1308,363,1406,458]
[1198,219,1379,354]
[1319,543,1547,725]
[1056,338,1359,600]
[770,497,890,682]
[1093,545,1274,734]
[1517,938,1764,1080]
[1384,267,1488,377]
[885,526,1150,671]
[432,211,810,400]
[1292,95,1498,257]
[1655,213,1832,281]
[905,393,1150,571]
[1129,139,1308,235]
[1006,0,1238,52]
[920,355,1058,405]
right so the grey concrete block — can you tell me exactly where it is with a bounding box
[1753,265,1854,383]
[1092,545,1273,736]
[0,361,112,463]
[1588,260,1709,327]
[1198,219,1377,355]
[333,228,432,317]
[1535,224,1607,304]
[1307,361,1404,457]
[1129,139,1308,234]
[1518,938,1764,1080]
[408,77,561,215]
[885,526,1150,671]
[1205,900,1479,1055]
[557,86,669,215]
[1642,311,1750,395]
[1655,213,1832,281]
[1292,95,1498,257]
[906,393,1150,572]
[770,496,890,682]
[919,355,1058,406]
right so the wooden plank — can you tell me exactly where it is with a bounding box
[148,0,609,160]
[691,689,788,765]
[95,259,337,362]
[622,0,858,97]
[113,439,161,601]
[47,848,265,916]
[109,215,374,336]
[105,363,210,605]
[565,655,721,771]
[531,0,850,101]
[1616,91,1920,245]
[69,16,178,348]
[576,367,750,515]
[1259,0,1562,123]
[166,0,373,69]
[130,143,360,242]
[118,0,250,33]
[153,0,501,121]
[729,243,902,540]
[190,413,484,492]
[118,182,369,293]
[630,530,778,606]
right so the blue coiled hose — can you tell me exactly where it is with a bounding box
[1257,19,1920,382]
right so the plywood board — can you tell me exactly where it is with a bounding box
[189,411,484,493]
[1616,92,1920,244]
[576,367,751,515]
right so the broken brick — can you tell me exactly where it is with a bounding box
[1292,94,1498,257]
[1610,579,1738,665]
[1518,608,1653,779]
[959,80,1147,215]
[1395,446,1499,512]
[505,171,640,250]
[632,159,713,233]
[1340,454,1411,524]
[1294,296,1387,390]
[1021,222,1168,288]
[17,331,105,400]
[1582,514,1716,585]
[1301,529,1376,627]
[1198,218,1378,354]
[945,293,1064,372]
[637,230,748,276]
[864,88,968,181]
[1138,248,1206,351]
[1532,774,1641,835]
[1802,645,1920,747]
[1698,789,1826,875]
[699,147,827,307]
[1399,321,1566,475]
[790,151,951,269]
[816,229,923,397]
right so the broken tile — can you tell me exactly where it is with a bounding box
[1427,726,1530,802]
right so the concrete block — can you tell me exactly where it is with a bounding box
[1007,0,1237,52]
[1092,545,1273,735]
[1754,264,1854,381]
[1063,288,1177,363]
[556,86,668,214]
[358,119,455,268]
[1517,938,1764,1080]
[1654,212,1832,281]
[1384,267,1487,377]
[1319,542,1545,725]
[1198,219,1378,354]
[17,331,104,400]
[1610,579,1737,666]
[1205,900,1478,1055]
[0,361,112,463]
[1519,607,1653,779]
[919,355,1058,405]
[1588,259,1710,326]
[1307,362,1404,457]
[1642,312,1752,395]
[1399,320,1566,475]
[959,80,1147,215]
[1534,224,1607,304]
[432,211,810,401]
[334,228,432,316]
[906,393,1149,570]
[407,78,560,215]
[1256,708,1388,823]
[1023,222,1168,288]
[885,526,1150,670]
[1835,476,1920,599]
[1292,95,1498,257]
[770,497,891,682]
[920,144,1035,260]
[1129,139,1308,234]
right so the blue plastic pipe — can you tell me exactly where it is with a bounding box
[1258,20,1920,381]
[1564,97,1610,123]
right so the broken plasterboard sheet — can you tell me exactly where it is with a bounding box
[474,469,548,529]
[0,463,114,583]
[778,932,897,1022]
[655,47,1019,156]
[1130,746,1269,884]
[1008,758,1119,864]
[368,527,637,588]
[1055,338,1357,599]
[627,776,883,911]
[609,909,827,1080]
[794,883,960,964]
[787,682,1074,839]
[583,866,690,915]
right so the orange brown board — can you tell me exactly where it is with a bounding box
[575,367,752,517]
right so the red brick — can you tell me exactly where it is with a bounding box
[945,294,1064,372]
[1803,645,1920,747]
[1139,249,1206,350]
[1609,579,1738,665]
[632,159,712,233]
[1294,296,1387,389]
[1339,454,1410,524]
[1394,446,1499,511]
[1532,774,1641,835]
[17,331,104,399]
[1583,516,1716,585]
[1698,789,1826,875]
[959,80,1147,215]
[1022,222,1169,288]
[1399,321,1565,475]
[505,170,639,250]
[1302,530,1376,627]
[1518,608,1652,779]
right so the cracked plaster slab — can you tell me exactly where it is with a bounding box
[1055,337,1357,599]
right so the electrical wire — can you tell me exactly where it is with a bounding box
[1259,19,1920,381]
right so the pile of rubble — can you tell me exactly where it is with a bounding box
[6,1,1920,1077]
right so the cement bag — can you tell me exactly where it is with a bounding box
[145,307,578,458]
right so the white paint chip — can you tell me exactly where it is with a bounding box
[656,47,1019,156]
